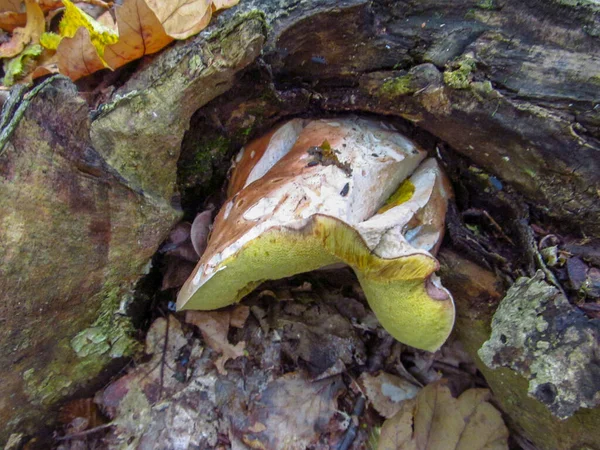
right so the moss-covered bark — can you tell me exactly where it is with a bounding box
[440,251,600,450]
[0,15,266,442]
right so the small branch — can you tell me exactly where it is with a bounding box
[55,423,114,441]
[336,395,366,450]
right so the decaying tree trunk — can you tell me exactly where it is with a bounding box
[0,18,264,442]
[1,0,599,447]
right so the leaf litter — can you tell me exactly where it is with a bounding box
[378,380,509,450]
[52,265,509,449]
[0,0,241,85]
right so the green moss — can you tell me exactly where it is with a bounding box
[553,0,600,7]
[188,54,204,72]
[207,9,267,45]
[180,134,233,189]
[236,123,260,141]
[589,74,600,85]
[476,0,496,10]
[21,285,141,407]
[71,287,140,359]
[378,74,415,97]
[464,9,478,20]
[472,80,494,95]
[443,56,476,89]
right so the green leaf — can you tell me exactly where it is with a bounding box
[3,43,42,86]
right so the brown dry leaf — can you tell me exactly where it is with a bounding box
[378,398,418,450]
[186,307,249,374]
[359,372,420,419]
[0,0,44,58]
[378,380,509,450]
[56,26,107,80]
[212,0,239,11]
[97,316,193,415]
[0,11,25,32]
[230,304,250,328]
[30,55,58,79]
[103,0,172,70]
[144,0,212,39]
[0,0,22,13]
[59,398,106,431]
[242,373,345,450]
[96,9,116,30]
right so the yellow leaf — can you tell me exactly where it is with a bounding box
[144,0,212,39]
[103,0,173,70]
[58,0,118,58]
[40,31,61,50]
[0,0,45,58]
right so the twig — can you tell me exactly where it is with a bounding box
[336,396,366,450]
[159,314,171,401]
[463,208,514,245]
[55,423,114,441]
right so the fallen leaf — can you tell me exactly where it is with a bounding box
[0,0,22,13]
[4,0,239,83]
[0,0,110,32]
[212,0,240,11]
[56,26,107,80]
[97,315,194,414]
[144,0,212,39]
[0,0,44,58]
[378,380,509,450]
[96,9,116,30]
[2,43,41,85]
[186,307,248,374]
[229,304,250,328]
[279,307,366,379]
[59,398,106,430]
[103,0,173,70]
[30,53,58,79]
[241,373,345,450]
[0,11,26,33]
[56,0,118,57]
[359,372,420,418]
[378,398,418,450]
[95,316,221,448]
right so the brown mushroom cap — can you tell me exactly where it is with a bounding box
[178,117,455,352]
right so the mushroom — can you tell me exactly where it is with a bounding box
[177,117,454,352]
